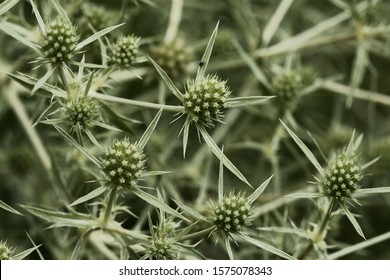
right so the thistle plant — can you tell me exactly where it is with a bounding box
[2,0,390,260]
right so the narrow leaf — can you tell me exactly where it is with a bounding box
[196,21,219,83]
[284,192,323,199]
[12,246,41,260]
[225,238,234,260]
[69,186,107,207]
[0,0,19,16]
[84,72,94,97]
[133,189,189,222]
[30,0,46,33]
[199,126,251,187]
[225,96,274,108]
[52,124,101,167]
[49,0,71,23]
[138,107,163,150]
[340,203,365,239]
[257,227,310,239]
[84,128,103,149]
[0,200,23,216]
[235,233,296,260]
[354,187,390,195]
[32,66,56,93]
[91,121,122,132]
[142,171,172,177]
[76,23,125,50]
[248,175,273,204]
[148,56,183,101]
[0,22,40,52]
[25,231,44,260]
[218,146,224,202]
[280,120,324,175]
[172,199,208,222]
[182,116,191,158]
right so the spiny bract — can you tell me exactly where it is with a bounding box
[111,35,140,68]
[0,242,12,260]
[100,139,145,189]
[41,17,79,63]
[183,75,230,128]
[147,238,179,260]
[210,192,253,233]
[321,151,363,201]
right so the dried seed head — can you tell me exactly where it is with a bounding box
[0,242,13,260]
[150,39,193,78]
[100,138,145,189]
[66,96,97,127]
[209,192,253,234]
[111,35,140,68]
[183,75,230,128]
[321,152,363,201]
[41,17,79,63]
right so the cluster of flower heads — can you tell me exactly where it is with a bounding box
[100,139,145,189]
[209,192,253,234]
[41,17,79,63]
[111,35,140,69]
[321,151,363,201]
[183,75,230,128]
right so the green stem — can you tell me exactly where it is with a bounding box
[298,198,335,259]
[103,186,118,227]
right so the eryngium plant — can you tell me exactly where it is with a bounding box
[1,0,390,260]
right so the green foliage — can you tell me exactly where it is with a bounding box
[1,0,390,260]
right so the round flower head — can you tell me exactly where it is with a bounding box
[150,39,192,78]
[79,3,113,35]
[41,17,79,63]
[209,192,253,234]
[100,139,145,189]
[272,72,303,110]
[321,151,363,201]
[66,96,97,127]
[111,35,140,69]
[183,75,230,128]
[146,238,179,260]
[0,242,13,260]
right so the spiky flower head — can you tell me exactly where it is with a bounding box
[100,139,145,189]
[321,151,363,201]
[150,39,192,78]
[209,192,253,234]
[41,17,79,63]
[146,237,179,260]
[65,96,97,127]
[183,75,230,128]
[272,68,314,111]
[0,242,13,260]
[111,35,140,69]
[79,3,114,35]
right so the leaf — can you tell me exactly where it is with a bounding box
[71,228,94,260]
[142,170,173,177]
[354,187,390,195]
[21,205,99,228]
[12,245,41,260]
[0,0,19,16]
[91,121,122,132]
[225,238,234,260]
[49,0,71,23]
[257,227,310,239]
[199,126,252,187]
[76,23,125,50]
[172,199,208,222]
[138,107,163,150]
[30,0,45,33]
[84,72,94,97]
[133,189,189,222]
[52,124,101,167]
[32,66,56,93]
[340,203,365,239]
[280,120,324,175]
[235,233,296,260]
[284,192,323,199]
[0,22,40,52]
[25,231,44,260]
[69,186,107,207]
[182,116,191,158]
[195,21,219,83]
[0,200,23,216]
[148,56,183,101]
[248,175,273,204]
[84,128,103,149]
[225,96,274,108]
[218,146,224,202]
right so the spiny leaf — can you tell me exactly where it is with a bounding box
[30,0,45,33]
[340,203,365,239]
[196,21,219,83]
[199,126,252,187]
[69,186,108,207]
[0,0,19,16]
[76,23,125,50]
[32,66,56,94]
[138,106,163,150]
[0,22,40,52]
[248,175,273,204]
[225,96,274,108]
[0,200,23,216]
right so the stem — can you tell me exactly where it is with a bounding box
[89,91,183,112]
[164,0,183,43]
[298,198,335,259]
[103,186,118,227]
